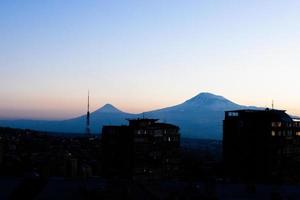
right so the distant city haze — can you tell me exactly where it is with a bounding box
[1,1,300,119]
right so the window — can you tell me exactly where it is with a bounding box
[271,131,276,136]
[228,112,239,117]
[282,131,286,137]
[272,122,282,127]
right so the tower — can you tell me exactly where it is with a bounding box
[85,91,91,135]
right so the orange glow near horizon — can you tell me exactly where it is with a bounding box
[1,92,299,120]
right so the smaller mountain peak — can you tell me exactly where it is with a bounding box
[95,103,123,113]
[103,103,114,108]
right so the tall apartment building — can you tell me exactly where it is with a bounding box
[223,109,300,181]
[101,118,180,179]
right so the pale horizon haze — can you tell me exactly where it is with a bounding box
[1,0,300,119]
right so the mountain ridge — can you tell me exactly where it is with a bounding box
[0,92,264,139]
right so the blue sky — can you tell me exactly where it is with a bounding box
[1,0,300,119]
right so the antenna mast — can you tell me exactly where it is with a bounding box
[85,90,91,135]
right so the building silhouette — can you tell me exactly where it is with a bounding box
[223,109,300,181]
[101,118,180,179]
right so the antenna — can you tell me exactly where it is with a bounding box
[272,100,274,110]
[85,90,91,135]
[88,90,90,112]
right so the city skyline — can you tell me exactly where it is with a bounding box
[1,1,300,119]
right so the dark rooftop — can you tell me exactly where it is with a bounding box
[225,109,293,123]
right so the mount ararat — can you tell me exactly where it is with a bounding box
[0,92,261,139]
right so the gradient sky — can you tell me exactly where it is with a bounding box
[1,0,300,119]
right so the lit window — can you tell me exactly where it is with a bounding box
[272,122,282,127]
[168,137,171,142]
[271,131,276,136]
[228,112,239,117]
[296,132,300,136]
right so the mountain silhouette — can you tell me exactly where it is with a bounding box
[94,104,123,113]
[184,92,239,108]
[142,92,248,138]
[0,92,261,139]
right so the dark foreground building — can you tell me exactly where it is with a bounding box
[223,109,300,182]
[101,118,180,179]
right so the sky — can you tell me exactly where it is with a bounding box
[1,0,300,119]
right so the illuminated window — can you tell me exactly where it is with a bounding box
[271,131,276,136]
[296,132,300,136]
[272,122,282,127]
[228,112,239,117]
